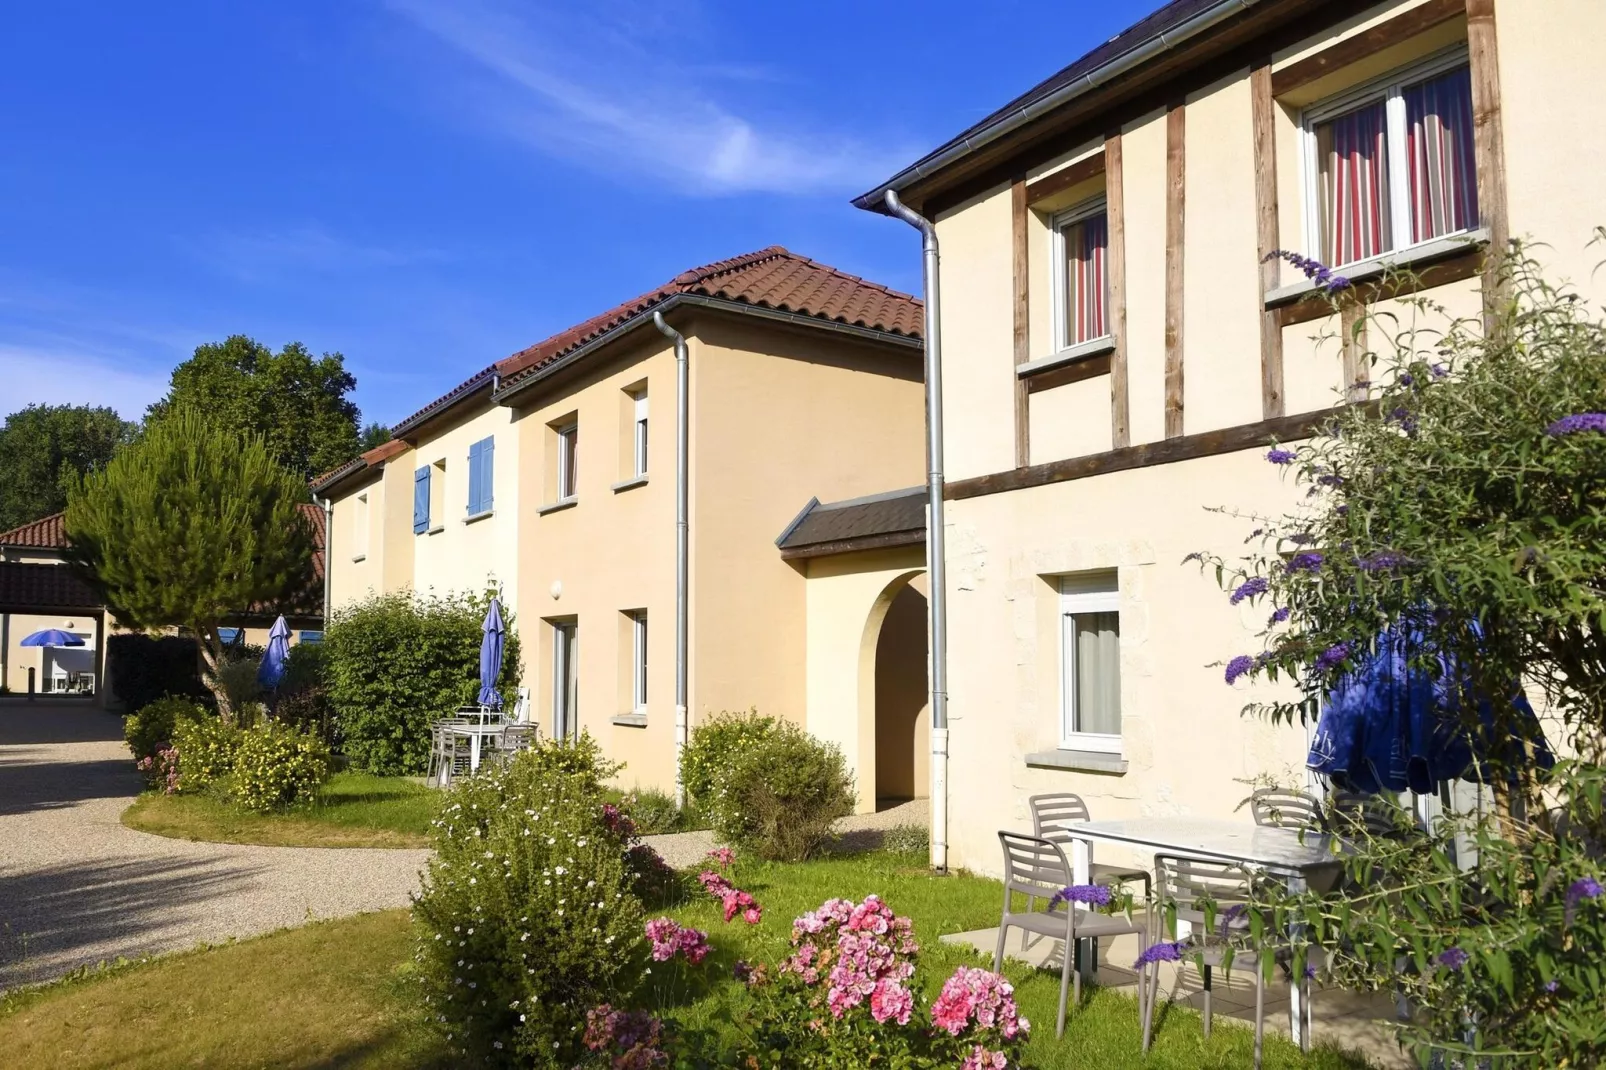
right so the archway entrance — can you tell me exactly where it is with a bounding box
[870,579,929,809]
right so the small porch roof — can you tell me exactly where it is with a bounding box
[776,486,926,561]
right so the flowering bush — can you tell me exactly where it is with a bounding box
[697,868,761,925]
[707,719,855,861]
[411,733,650,1067]
[678,709,777,806]
[171,716,242,794]
[741,895,1030,1068]
[123,695,207,763]
[578,1004,669,1069]
[225,720,330,812]
[135,746,181,794]
[644,917,709,964]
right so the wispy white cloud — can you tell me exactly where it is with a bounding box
[0,343,170,422]
[185,224,451,283]
[385,0,912,196]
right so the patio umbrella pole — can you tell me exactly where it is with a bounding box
[885,190,950,874]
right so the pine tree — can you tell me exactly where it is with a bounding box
[64,408,316,722]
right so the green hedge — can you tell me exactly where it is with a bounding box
[324,591,520,775]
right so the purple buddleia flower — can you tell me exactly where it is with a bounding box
[1269,606,1292,625]
[1287,552,1324,573]
[1225,655,1256,685]
[1264,250,1352,294]
[1316,472,1343,487]
[1565,876,1603,926]
[1314,643,1351,673]
[1287,533,1315,545]
[1430,363,1449,379]
[1050,884,1114,910]
[1358,551,1409,572]
[1437,948,1470,970]
[1133,941,1189,970]
[1266,448,1297,465]
[1547,413,1606,436]
[1229,576,1270,605]
[1219,903,1249,935]
[1545,980,1561,994]
[1398,371,1415,387]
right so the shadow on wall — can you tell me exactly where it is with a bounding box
[874,583,929,805]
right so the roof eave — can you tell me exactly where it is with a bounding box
[492,293,922,406]
[389,372,498,442]
[851,0,1266,215]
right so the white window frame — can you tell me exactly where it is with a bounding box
[556,423,579,501]
[1299,46,1474,271]
[1049,196,1112,355]
[630,610,648,712]
[352,492,369,562]
[632,393,649,478]
[1059,573,1122,753]
[553,620,578,740]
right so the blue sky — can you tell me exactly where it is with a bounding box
[0,0,1149,427]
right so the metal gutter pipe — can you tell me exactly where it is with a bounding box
[652,311,692,810]
[884,189,950,874]
[321,496,334,625]
[854,0,1259,211]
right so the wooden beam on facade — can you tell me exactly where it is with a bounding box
[1271,0,1467,96]
[1465,0,1510,328]
[1251,61,1284,419]
[1273,247,1483,327]
[1164,102,1186,439]
[1105,132,1130,448]
[1023,151,1107,205]
[946,407,1343,501]
[1340,299,1368,404]
[1011,177,1031,468]
[1022,351,1113,395]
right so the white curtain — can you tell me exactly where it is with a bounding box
[1074,612,1121,736]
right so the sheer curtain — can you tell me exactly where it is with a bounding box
[1404,67,1478,244]
[1074,611,1122,736]
[1318,100,1391,266]
[1062,212,1109,346]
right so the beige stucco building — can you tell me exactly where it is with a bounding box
[843,0,1606,874]
[315,248,929,795]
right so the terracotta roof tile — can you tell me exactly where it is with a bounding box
[496,246,922,390]
[0,512,68,549]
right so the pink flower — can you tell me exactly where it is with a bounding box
[932,967,1027,1040]
[706,846,735,869]
[643,917,709,964]
[961,1044,1010,1070]
[869,978,914,1025]
[742,906,762,925]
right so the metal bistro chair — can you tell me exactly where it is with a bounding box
[426,717,475,787]
[493,722,538,763]
[1140,855,1309,1070]
[996,831,1147,1038]
[1031,793,1153,899]
[1248,788,1327,833]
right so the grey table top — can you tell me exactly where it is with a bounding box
[1067,817,1345,875]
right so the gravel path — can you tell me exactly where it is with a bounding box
[0,706,428,991]
[642,797,929,869]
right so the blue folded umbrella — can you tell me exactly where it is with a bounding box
[477,598,505,709]
[258,616,291,690]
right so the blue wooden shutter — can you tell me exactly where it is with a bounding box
[466,440,482,515]
[480,437,494,512]
[413,466,430,533]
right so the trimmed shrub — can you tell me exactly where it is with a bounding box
[107,634,208,713]
[275,685,339,750]
[172,716,243,794]
[215,657,262,717]
[711,720,856,861]
[277,640,326,696]
[227,721,331,812]
[124,695,207,762]
[882,823,930,857]
[412,734,649,1066]
[679,708,776,806]
[612,787,690,835]
[324,591,521,775]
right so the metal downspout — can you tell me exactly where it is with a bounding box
[321,496,334,625]
[652,311,691,809]
[884,190,950,873]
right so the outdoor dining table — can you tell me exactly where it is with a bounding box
[437,719,505,787]
[1063,817,1346,1050]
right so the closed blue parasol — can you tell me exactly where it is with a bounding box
[1308,623,1552,795]
[477,597,505,709]
[20,628,84,647]
[258,616,291,690]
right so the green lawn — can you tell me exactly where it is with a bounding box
[0,850,1375,1069]
[121,771,438,848]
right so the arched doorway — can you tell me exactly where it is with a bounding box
[867,577,929,808]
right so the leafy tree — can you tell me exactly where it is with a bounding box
[358,421,392,452]
[146,335,360,478]
[64,408,316,722]
[1192,244,1606,1063]
[0,404,135,530]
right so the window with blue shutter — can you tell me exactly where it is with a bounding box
[467,436,495,516]
[413,466,430,533]
[218,627,242,647]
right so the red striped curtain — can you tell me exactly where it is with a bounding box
[1404,67,1478,244]
[1318,100,1391,266]
[1062,212,1108,346]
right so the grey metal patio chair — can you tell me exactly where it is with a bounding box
[996,831,1147,1038]
[1030,793,1153,900]
[1139,855,1309,1070]
[1248,788,1326,833]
